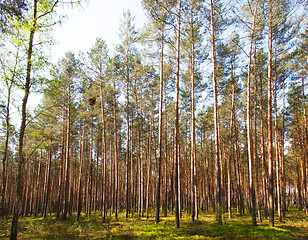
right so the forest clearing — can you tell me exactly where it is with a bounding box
[0,209,307,239]
[0,0,308,239]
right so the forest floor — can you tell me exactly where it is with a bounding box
[0,208,307,239]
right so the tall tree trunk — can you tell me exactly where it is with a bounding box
[246,2,258,225]
[0,87,12,217]
[163,81,168,217]
[125,67,130,219]
[228,61,236,219]
[296,115,307,213]
[10,1,38,238]
[146,92,154,219]
[301,75,308,214]
[155,26,164,224]
[88,116,94,216]
[77,127,84,221]
[113,80,119,220]
[273,46,282,222]
[281,80,286,217]
[62,80,71,220]
[23,155,31,216]
[259,74,268,219]
[253,53,261,223]
[34,160,41,217]
[137,93,142,218]
[174,0,181,228]
[267,0,274,227]
[210,0,222,225]
[190,12,197,222]
[100,77,107,222]
[58,124,66,217]
[43,150,52,218]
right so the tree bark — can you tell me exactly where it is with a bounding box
[100,76,107,222]
[301,75,308,214]
[281,80,286,217]
[10,1,38,238]
[43,150,52,218]
[125,66,130,219]
[246,1,258,225]
[174,0,181,228]
[155,26,164,224]
[77,127,84,221]
[190,11,197,222]
[267,0,274,226]
[0,85,12,217]
[113,80,119,220]
[228,61,236,219]
[258,74,268,219]
[62,78,71,220]
[210,0,222,225]
[273,46,282,222]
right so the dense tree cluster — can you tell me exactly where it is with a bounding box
[0,0,307,238]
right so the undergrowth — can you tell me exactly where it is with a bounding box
[0,209,307,239]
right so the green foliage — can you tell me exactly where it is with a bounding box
[1,210,307,239]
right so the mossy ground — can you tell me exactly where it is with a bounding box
[0,209,307,239]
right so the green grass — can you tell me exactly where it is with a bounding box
[0,209,307,239]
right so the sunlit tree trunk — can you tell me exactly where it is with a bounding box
[253,55,261,223]
[57,122,65,218]
[210,0,222,225]
[267,0,274,226]
[34,159,41,217]
[77,127,84,221]
[63,82,71,220]
[100,77,107,222]
[246,1,258,225]
[0,84,12,217]
[163,81,168,217]
[301,75,308,214]
[113,80,119,220]
[281,81,286,217]
[125,67,130,219]
[258,74,268,219]
[43,150,52,218]
[146,90,154,219]
[155,26,164,224]
[174,0,181,228]
[228,60,236,219]
[190,12,197,222]
[273,45,282,222]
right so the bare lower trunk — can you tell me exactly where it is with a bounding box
[228,63,236,219]
[63,83,71,220]
[190,15,197,222]
[77,128,84,221]
[113,81,119,220]
[267,1,274,226]
[210,0,222,225]
[100,78,107,222]
[259,75,268,219]
[246,2,258,225]
[274,49,282,222]
[174,0,181,228]
[155,27,164,224]
[125,72,130,219]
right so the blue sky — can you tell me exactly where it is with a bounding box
[51,0,147,62]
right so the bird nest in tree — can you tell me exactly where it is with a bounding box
[88,97,96,106]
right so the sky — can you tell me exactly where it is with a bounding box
[51,0,147,62]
